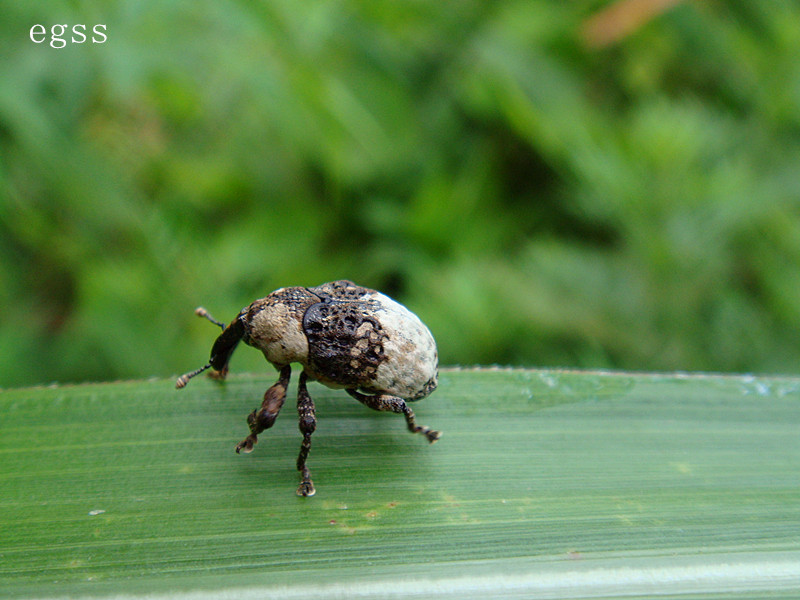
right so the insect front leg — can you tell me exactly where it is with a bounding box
[296,371,317,497]
[346,390,441,443]
[235,364,291,454]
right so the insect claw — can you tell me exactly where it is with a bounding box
[425,429,442,443]
[297,480,316,497]
[235,435,257,454]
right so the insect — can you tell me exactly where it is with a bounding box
[176,280,440,496]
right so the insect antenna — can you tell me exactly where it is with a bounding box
[195,307,226,330]
[175,363,212,389]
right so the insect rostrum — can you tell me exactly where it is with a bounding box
[176,280,440,497]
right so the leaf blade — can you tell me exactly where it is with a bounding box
[1,369,799,598]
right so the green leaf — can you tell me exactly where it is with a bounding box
[2,368,800,598]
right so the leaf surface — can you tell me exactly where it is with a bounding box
[2,369,799,598]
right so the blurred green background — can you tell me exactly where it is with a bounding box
[1,1,799,388]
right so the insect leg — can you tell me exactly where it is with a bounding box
[235,364,291,454]
[296,371,317,497]
[346,390,441,443]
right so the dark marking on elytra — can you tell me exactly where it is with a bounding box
[302,296,388,388]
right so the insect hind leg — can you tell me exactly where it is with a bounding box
[346,389,440,443]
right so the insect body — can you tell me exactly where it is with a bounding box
[176,280,440,496]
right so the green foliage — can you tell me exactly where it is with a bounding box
[1,1,800,386]
[2,370,800,598]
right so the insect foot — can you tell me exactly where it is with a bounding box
[404,407,441,443]
[421,428,442,444]
[235,434,257,454]
[296,479,316,497]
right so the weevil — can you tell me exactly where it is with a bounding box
[176,280,440,496]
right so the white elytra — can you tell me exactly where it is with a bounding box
[363,292,438,399]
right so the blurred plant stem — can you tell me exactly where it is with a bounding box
[582,0,689,48]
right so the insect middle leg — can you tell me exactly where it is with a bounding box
[346,390,441,443]
[296,371,317,497]
[235,364,291,454]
